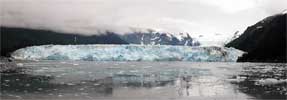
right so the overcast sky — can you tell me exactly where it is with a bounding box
[1,0,286,45]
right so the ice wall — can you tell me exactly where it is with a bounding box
[11,45,244,62]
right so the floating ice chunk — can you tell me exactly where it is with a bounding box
[73,63,79,66]
[256,78,287,85]
[11,44,244,62]
[16,63,24,67]
[256,26,263,29]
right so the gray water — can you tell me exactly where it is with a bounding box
[0,61,286,100]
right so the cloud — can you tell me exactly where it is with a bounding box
[198,0,257,13]
[1,0,286,45]
[258,0,287,14]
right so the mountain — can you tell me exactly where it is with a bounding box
[0,27,200,56]
[120,31,200,46]
[0,27,128,56]
[226,13,286,62]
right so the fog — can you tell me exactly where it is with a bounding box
[1,0,286,44]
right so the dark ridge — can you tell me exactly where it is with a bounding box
[226,13,286,62]
[0,27,128,56]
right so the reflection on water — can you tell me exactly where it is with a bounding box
[0,61,286,100]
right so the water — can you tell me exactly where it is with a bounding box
[1,61,286,100]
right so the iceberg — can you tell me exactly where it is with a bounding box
[11,45,244,62]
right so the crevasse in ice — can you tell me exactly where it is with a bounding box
[11,44,244,62]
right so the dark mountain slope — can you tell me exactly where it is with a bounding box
[226,13,286,62]
[0,27,128,56]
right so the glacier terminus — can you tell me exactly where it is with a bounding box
[11,44,244,62]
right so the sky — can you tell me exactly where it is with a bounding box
[1,0,286,45]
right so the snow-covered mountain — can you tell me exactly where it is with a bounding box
[120,31,200,46]
[1,27,201,56]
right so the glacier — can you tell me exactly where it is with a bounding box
[11,45,244,62]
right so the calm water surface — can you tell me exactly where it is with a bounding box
[0,61,286,100]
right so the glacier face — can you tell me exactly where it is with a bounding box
[11,45,244,62]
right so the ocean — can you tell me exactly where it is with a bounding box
[1,61,286,100]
